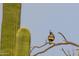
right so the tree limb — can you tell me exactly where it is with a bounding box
[33,41,79,56]
[32,32,78,56]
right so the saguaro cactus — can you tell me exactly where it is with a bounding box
[1,3,21,55]
[15,28,31,56]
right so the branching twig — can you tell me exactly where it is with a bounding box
[30,40,49,54]
[58,32,68,41]
[33,41,79,56]
[62,48,68,56]
[32,32,79,56]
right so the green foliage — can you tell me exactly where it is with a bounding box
[15,28,31,56]
[1,3,21,55]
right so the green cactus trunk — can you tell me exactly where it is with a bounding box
[1,3,21,55]
[15,28,31,56]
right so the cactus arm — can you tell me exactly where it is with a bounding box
[15,28,31,56]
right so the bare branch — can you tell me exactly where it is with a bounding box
[31,32,78,56]
[33,41,79,56]
[58,32,68,41]
[62,48,68,56]
[31,42,48,50]
[30,40,49,54]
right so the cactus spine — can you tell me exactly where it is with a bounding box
[15,28,31,56]
[1,3,21,55]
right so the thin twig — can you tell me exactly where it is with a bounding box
[33,41,79,56]
[58,32,68,41]
[31,42,48,50]
[72,49,75,56]
[67,50,71,56]
[76,49,79,56]
[30,40,49,54]
[62,48,68,56]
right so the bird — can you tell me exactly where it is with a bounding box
[48,31,55,44]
